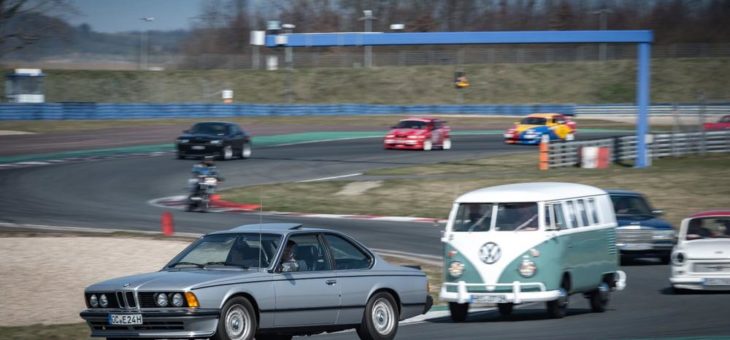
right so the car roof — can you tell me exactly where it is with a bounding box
[689,210,730,218]
[193,121,235,126]
[456,182,606,203]
[527,113,563,118]
[400,117,436,122]
[209,223,330,235]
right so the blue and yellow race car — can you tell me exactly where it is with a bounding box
[503,113,577,145]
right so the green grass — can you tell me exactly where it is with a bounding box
[221,153,730,227]
[3,58,728,104]
[0,323,92,340]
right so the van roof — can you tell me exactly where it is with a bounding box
[455,182,606,203]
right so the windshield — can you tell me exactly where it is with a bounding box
[611,195,653,216]
[190,123,228,135]
[452,203,494,232]
[520,117,547,125]
[395,120,427,129]
[452,202,539,232]
[686,217,730,240]
[168,233,281,269]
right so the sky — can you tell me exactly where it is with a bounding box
[67,0,206,33]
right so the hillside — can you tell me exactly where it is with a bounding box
[4,58,730,104]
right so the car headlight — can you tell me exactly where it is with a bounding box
[386,134,394,138]
[156,293,168,307]
[99,294,108,308]
[652,230,675,240]
[448,261,465,278]
[89,294,98,308]
[519,259,537,277]
[172,293,184,307]
[672,252,686,265]
[178,139,189,144]
[210,140,222,145]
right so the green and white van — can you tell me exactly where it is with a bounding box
[440,182,627,320]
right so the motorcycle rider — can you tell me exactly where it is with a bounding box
[189,156,223,196]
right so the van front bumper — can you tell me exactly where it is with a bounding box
[439,281,561,304]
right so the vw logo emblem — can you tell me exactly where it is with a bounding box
[479,242,501,264]
[123,283,130,288]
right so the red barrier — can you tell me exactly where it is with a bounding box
[161,211,174,236]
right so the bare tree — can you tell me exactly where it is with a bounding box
[0,0,75,56]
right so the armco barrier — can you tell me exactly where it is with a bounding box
[1,103,729,120]
[0,103,576,120]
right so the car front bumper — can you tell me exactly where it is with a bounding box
[503,133,542,145]
[384,139,425,149]
[670,276,730,290]
[80,308,220,339]
[177,144,225,157]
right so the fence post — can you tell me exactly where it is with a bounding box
[539,135,550,170]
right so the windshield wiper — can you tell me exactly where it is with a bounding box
[170,261,204,268]
[203,262,249,269]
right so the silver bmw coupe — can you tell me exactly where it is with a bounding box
[80,223,433,340]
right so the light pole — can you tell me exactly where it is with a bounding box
[282,23,295,102]
[139,17,155,70]
[591,8,611,62]
[359,10,377,68]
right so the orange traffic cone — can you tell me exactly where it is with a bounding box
[161,211,174,236]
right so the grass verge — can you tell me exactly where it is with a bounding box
[221,153,730,227]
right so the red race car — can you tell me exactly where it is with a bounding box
[704,115,730,131]
[384,117,452,151]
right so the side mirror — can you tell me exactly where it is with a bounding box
[280,261,299,273]
[183,129,190,133]
[652,209,664,216]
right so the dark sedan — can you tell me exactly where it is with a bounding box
[176,122,252,160]
[608,190,676,264]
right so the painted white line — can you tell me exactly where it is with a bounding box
[298,172,362,183]
[16,161,50,165]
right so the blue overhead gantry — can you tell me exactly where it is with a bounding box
[266,30,654,168]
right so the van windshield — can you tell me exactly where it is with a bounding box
[495,203,539,231]
[452,203,494,232]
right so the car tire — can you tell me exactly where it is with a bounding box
[546,280,569,319]
[240,142,252,159]
[223,145,234,160]
[176,153,185,159]
[448,302,469,322]
[497,303,513,317]
[212,297,257,340]
[442,138,452,150]
[671,286,687,294]
[422,140,432,151]
[588,283,610,313]
[356,292,399,340]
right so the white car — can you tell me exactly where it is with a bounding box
[670,210,730,292]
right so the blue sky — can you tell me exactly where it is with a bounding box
[67,0,205,32]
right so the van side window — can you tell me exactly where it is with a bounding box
[565,201,578,228]
[587,198,599,224]
[577,199,590,226]
[553,203,566,230]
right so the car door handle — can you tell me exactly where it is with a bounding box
[325,279,337,285]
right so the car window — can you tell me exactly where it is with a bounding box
[577,199,590,226]
[495,202,539,231]
[546,203,566,230]
[284,234,331,272]
[323,234,372,270]
[452,203,493,232]
[587,198,599,224]
[171,233,281,269]
[190,123,227,135]
[395,120,426,129]
[565,201,578,228]
[520,117,547,125]
[611,195,653,216]
[686,217,730,240]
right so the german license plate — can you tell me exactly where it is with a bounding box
[474,295,507,303]
[191,145,205,150]
[705,278,730,286]
[108,313,143,325]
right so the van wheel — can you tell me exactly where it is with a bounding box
[497,303,513,317]
[448,302,469,322]
[588,283,610,313]
[356,292,398,340]
[546,281,569,318]
[212,297,256,340]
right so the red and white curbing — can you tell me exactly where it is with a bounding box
[149,195,443,224]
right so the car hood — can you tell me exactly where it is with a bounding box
[616,215,672,229]
[513,124,545,133]
[678,240,730,259]
[86,269,269,292]
[388,128,427,136]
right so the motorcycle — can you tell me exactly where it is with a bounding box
[186,175,219,212]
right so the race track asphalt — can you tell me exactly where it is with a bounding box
[2,131,729,339]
